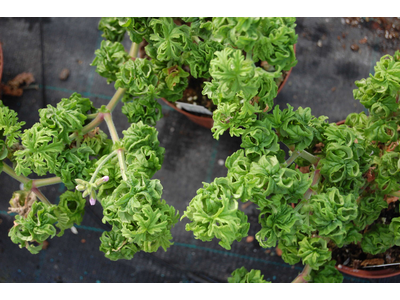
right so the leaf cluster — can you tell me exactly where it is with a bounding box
[96,17,297,137]
[8,192,86,254]
[227,267,270,283]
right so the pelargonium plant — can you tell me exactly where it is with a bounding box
[183,50,400,283]
[1,17,296,263]
[3,17,399,284]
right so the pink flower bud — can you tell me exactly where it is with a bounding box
[89,198,96,206]
[102,176,109,182]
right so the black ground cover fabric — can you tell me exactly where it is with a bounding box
[0,17,399,283]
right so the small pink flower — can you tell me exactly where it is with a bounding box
[102,176,109,182]
[89,198,96,206]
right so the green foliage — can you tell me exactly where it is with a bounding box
[3,19,400,282]
[297,237,332,270]
[182,177,249,250]
[14,123,64,176]
[389,217,400,246]
[55,128,111,190]
[228,267,270,283]
[204,48,278,139]
[91,40,130,83]
[8,201,58,254]
[99,174,179,259]
[0,102,26,148]
[39,92,95,143]
[147,18,192,63]
[121,121,165,179]
[256,200,299,248]
[100,17,296,140]
[361,224,395,255]
[119,17,152,44]
[305,188,358,247]
[309,260,343,283]
[98,17,126,42]
[55,190,86,235]
[212,17,298,71]
[263,105,320,151]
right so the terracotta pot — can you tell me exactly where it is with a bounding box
[161,44,297,129]
[333,119,400,278]
[336,264,400,279]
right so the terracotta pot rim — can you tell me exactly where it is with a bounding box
[161,44,297,128]
[335,264,400,279]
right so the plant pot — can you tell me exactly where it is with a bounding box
[161,45,296,129]
[333,119,400,279]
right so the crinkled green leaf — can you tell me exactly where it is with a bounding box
[182,177,249,250]
[297,237,332,270]
[228,267,270,283]
[91,40,130,84]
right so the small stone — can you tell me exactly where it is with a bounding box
[331,87,336,92]
[59,68,70,80]
[217,159,224,166]
[42,240,49,250]
[317,40,322,47]
[246,236,254,243]
[351,44,360,52]
[81,239,86,244]
[359,37,368,44]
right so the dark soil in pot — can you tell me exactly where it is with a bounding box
[331,199,400,272]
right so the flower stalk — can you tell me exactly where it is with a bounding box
[103,113,128,181]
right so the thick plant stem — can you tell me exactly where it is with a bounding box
[106,87,126,113]
[2,163,30,185]
[129,42,139,58]
[292,264,312,283]
[3,163,53,205]
[68,87,126,141]
[390,191,400,197]
[31,188,52,206]
[86,113,98,119]
[33,177,62,188]
[103,113,128,181]
[303,170,321,200]
[285,150,301,166]
[69,42,138,142]
[299,150,320,165]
